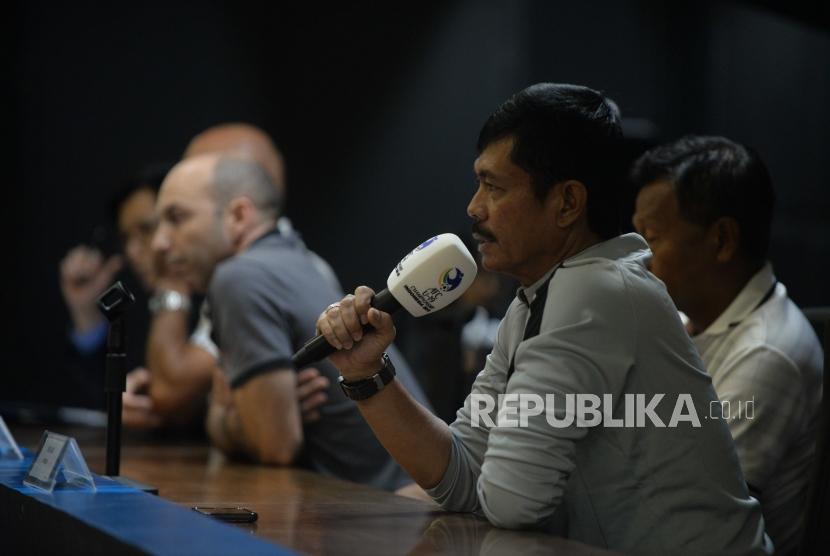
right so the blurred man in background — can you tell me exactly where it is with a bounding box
[131,123,421,440]
[124,123,337,430]
[58,164,170,410]
[631,135,823,555]
[152,153,429,492]
[58,124,341,431]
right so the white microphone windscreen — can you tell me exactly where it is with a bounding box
[386,233,478,317]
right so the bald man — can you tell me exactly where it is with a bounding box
[181,122,339,290]
[184,122,286,191]
[131,123,339,428]
[151,154,426,490]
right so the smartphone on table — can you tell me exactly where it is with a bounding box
[192,506,258,523]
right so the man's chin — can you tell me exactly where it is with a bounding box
[478,252,501,273]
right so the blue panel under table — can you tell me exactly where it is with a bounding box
[0,454,293,556]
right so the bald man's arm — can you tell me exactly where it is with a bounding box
[147,306,216,423]
[207,369,303,465]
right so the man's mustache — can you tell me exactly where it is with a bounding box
[472,222,496,242]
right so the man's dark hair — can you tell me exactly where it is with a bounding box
[477,83,624,239]
[630,135,775,262]
[109,162,173,223]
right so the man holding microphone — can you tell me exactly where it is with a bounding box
[314,83,772,555]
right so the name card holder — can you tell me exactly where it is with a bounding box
[0,416,23,460]
[23,431,96,492]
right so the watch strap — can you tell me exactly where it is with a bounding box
[338,353,396,401]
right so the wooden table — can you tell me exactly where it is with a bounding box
[10,425,618,556]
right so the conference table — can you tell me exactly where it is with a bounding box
[3,424,618,555]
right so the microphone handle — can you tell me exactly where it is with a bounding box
[291,288,401,368]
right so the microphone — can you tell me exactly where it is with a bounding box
[292,233,478,367]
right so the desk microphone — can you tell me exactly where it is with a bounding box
[292,233,478,367]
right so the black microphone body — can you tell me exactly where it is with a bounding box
[292,288,401,368]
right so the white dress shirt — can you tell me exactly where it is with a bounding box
[693,262,823,555]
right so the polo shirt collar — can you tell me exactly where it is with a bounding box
[516,233,650,306]
[517,265,558,306]
[696,261,777,337]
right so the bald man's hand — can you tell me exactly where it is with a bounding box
[297,367,329,424]
[122,368,163,430]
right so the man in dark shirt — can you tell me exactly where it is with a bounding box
[152,152,427,491]
[58,165,167,411]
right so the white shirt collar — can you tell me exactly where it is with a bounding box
[696,262,777,337]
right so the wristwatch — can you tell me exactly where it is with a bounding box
[338,353,396,401]
[149,290,191,314]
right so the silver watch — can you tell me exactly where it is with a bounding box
[149,290,191,314]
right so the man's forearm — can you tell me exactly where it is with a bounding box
[148,309,190,378]
[355,380,453,489]
[315,290,453,486]
[147,309,190,413]
[206,402,248,456]
[210,371,305,466]
[147,309,214,417]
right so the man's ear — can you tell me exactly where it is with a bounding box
[226,197,254,236]
[549,180,589,228]
[709,216,741,263]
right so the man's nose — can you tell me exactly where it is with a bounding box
[151,225,170,253]
[467,186,486,221]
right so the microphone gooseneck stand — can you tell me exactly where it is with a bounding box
[104,315,126,476]
[98,281,157,494]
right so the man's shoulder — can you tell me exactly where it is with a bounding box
[546,249,682,350]
[211,253,270,293]
[211,236,309,289]
[726,293,822,374]
[552,252,647,310]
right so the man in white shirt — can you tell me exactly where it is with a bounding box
[631,135,823,555]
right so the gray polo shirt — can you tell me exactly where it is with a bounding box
[427,234,772,555]
[209,229,428,491]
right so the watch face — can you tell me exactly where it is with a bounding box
[151,290,190,313]
[164,292,182,309]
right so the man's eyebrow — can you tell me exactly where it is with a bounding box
[475,169,499,181]
[159,203,182,217]
[636,214,664,231]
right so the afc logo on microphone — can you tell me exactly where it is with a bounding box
[415,236,439,251]
[395,236,440,277]
[439,268,464,292]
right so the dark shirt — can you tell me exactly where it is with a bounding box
[209,230,429,491]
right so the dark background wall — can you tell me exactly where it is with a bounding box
[5,1,829,406]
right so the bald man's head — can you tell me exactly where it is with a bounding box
[184,123,286,194]
[152,154,283,292]
[163,154,282,222]
[152,155,231,292]
[212,156,283,221]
